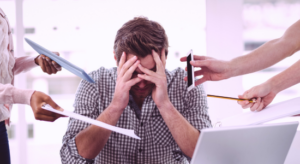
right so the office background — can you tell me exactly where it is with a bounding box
[0,0,299,163]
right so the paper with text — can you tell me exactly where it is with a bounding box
[42,104,140,139]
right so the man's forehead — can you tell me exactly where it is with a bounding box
[127,53,156,69]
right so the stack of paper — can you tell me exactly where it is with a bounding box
[215,97,300,127]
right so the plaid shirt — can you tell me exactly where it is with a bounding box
[60,67,211,164]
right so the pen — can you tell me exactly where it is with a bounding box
[207,94,256,103]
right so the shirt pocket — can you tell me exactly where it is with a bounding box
[150,110,176,147]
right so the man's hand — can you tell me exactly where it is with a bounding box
[237,82,277,111]
[110,52,142,110]
[138,49,170,108]
[180,55,231,86]
[30,91,65,122]
[35,52,62,74]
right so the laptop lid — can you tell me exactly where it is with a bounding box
[191,122,298,164]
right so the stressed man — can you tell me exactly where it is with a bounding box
[60,17,211,164]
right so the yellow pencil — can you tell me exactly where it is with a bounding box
[207,94,256,103]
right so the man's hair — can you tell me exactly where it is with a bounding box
[114,17,169,62]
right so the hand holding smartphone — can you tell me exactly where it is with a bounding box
[187,49,195,92]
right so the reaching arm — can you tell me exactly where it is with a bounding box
[229,19,300,77]
[180,19,300,85]
[238,59,300,111]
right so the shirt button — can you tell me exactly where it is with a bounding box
[141,122,143,126]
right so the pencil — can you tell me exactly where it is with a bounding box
[207,94,256,103]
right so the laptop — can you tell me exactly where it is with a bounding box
[190,122,298,164]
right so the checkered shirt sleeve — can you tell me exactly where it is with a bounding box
[185,84,211,131]
[60,70,101,164]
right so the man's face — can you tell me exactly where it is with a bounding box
[127,53,156,99]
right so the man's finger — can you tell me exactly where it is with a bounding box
[119,55,137,77]
[117,52,126,74]
[152,50,163,72]
[138,64,154,76]
[137,74,157,83]
[123,60,140,81]
[126,77,143,87]
[161,48,166,67]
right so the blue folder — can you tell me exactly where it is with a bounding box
[25,38,95,83]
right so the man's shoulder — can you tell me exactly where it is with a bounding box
[165,67,186,79]
[88,67,117,82]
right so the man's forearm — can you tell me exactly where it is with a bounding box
[158,102,200,158]
[268,59,300,94]
[229,20,300,77]
[75,105,123,159]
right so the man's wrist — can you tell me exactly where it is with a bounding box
[157,100,173,112]
[107,102,125,114]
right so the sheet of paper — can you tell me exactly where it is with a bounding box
[42,104,140,139]
[216,97,300,127]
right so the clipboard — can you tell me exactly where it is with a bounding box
[25,38,95,83]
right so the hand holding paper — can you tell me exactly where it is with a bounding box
[42,104,140,139]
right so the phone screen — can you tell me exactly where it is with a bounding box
[187,53,193,87]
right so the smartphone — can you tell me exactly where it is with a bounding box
[187,49,195,92]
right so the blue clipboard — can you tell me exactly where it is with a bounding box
[25,38,95,83]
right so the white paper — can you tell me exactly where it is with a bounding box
[216,97,300,127]
[42,104,140,139]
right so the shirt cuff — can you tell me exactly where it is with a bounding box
[67,137,95,164]
[12,88,35,105]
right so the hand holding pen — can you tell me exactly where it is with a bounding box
[237,82,277,112]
